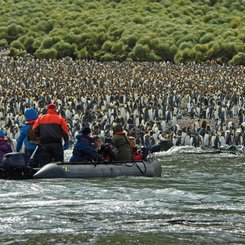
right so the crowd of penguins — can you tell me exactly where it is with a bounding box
[0,56,244,152]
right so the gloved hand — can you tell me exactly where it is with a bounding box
[63,141,69,150]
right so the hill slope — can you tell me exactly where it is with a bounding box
[0,0,244,64]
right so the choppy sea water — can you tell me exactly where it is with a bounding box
[0,148,244,245]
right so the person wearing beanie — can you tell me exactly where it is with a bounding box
[32,103,69,166]
[69,127,100,163]
[0,130,12,164]
[16,108,39,164]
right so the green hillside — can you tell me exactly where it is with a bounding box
[0,0,244,64]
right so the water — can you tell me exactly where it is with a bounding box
[0,148,244,245]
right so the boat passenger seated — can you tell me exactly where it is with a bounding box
[111,123,132,161]
[92,135,118,161]
[69,128,100,163]
[128,136,143,161]
[100,143,118,161]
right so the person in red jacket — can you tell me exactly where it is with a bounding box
[32,103,69,166]
[128,136,143,161]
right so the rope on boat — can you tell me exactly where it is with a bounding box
[134,161,147,175]
[122,160,147,174]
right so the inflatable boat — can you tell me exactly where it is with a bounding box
[0,152,162,180]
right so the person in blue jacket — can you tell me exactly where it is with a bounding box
[69,127,100,163]
[16,108,39,163]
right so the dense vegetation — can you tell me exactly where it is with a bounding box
[0,0,244,64]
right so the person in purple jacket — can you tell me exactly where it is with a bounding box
[0,130,12,164]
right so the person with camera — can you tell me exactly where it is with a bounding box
[128,136,143,160]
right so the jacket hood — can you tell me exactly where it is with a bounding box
[48,104,56,110]
[75,133,94,144]
[112,123,123,134]
[76,132,91,140]
[25,108,38,121]
[81,127,91,135]
[47,103,57,114]
[47,109,58,114]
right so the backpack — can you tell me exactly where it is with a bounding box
[27,123,40,144]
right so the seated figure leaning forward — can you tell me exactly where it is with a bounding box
[69,127,100,163]
[128,136,143,160]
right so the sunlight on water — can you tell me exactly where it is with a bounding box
[0,148,244,244]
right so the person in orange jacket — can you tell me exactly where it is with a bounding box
[33,104,69,166]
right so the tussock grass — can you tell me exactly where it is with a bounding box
[0,0,244,64]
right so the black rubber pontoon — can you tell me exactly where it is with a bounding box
[33,156,161,178]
